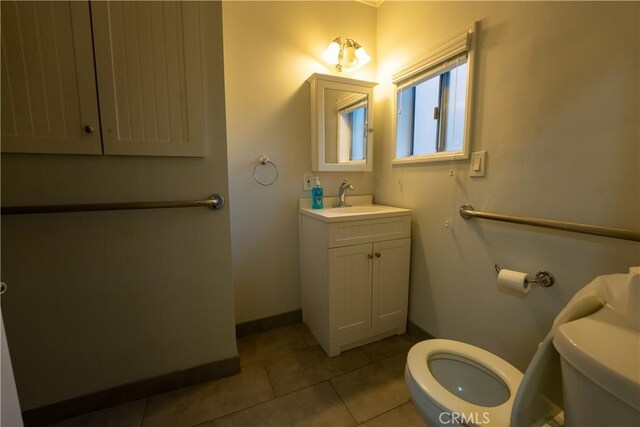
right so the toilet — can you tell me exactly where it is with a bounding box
[405,270,640,427]
[405,339,524,427]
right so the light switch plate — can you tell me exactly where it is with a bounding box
[303,172,314,190]
[469,151,487,177]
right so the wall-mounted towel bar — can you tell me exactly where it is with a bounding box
[460,204,640,242]
[1,194,225,216]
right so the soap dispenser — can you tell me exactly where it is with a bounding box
[311,177,324,209]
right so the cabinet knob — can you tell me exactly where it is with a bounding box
[84,125,95,134]
[375,253,381,258]
[368,254,373,259]
[0,282,7,295]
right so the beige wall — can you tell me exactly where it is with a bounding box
[375,1,640,368]
[222,1,377,323]
[0,2,236,409]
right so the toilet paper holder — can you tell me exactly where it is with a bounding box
[495,264,555,287]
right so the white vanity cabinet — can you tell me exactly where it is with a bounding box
[299,200,411,357]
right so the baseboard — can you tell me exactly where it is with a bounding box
[407,320,436,341]
[22,307,303,427]
[22,356,240,427]
[235,309,302,338]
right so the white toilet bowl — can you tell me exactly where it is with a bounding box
[406,270,640,427]
[405,339,524,427]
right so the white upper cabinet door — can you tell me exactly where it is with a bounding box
[1,1,102,154]
[91,1,204,157]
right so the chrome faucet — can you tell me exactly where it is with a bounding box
[335,179,355,207]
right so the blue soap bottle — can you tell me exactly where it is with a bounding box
[311,177,324,209]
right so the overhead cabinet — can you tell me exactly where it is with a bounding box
[1,1,205,156]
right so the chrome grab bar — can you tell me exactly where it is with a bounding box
[1,194,225,216]
[460,204,640,242]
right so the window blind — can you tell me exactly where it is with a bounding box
[393,29,471,89]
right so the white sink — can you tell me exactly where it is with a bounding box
[331,206,392,214]
[299,196,411,223]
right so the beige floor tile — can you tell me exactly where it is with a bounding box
[360,335,417,362]
[49,399,146,427]
[266,345,370,396]
[359,401,425,427]
[294,323,319,347]
[213,382,355,427]
[142,364,274,427]
[237,324,308,366]
[330,352,410,424]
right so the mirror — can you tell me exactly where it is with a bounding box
[307,74,376,172]
[323,90,367,164]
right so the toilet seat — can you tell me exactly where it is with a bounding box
[406,339,524,426]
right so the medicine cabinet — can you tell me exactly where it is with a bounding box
[307,73,376,172]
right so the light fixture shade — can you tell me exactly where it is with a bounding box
[339,43,358,68]
[355,46,371,67]
[323,37,371,72]
[322,40,340,66]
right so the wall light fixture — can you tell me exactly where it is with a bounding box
[322,37,371,72]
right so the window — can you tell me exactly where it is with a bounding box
[336,94,368,163]
[393,23,477,164]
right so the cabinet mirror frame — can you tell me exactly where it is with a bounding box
[307,73,377,172]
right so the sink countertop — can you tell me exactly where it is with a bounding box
[299,196,411,223]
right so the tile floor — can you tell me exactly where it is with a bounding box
[50,324,425,427]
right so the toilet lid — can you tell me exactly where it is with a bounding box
[407,339,524,427]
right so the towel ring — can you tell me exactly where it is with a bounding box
[253,155,279,186]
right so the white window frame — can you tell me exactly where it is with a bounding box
[392,22,478,165]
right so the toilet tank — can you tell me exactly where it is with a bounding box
[553,306,640,427]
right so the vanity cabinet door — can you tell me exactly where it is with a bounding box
[328,243,373,337]
[1,1,102,154]
[372,238,411,326]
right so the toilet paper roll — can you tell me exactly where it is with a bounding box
[498,269,530,294]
